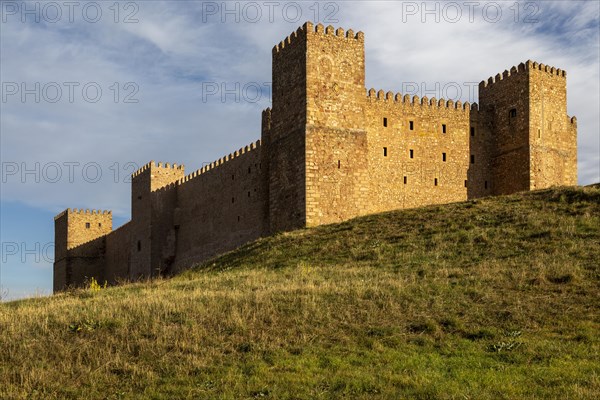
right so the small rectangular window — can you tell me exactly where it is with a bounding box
[470,155,475,164]
[248,191,251,197]
[509,108,517,118]
[137,241,141,252]
[470,127,475,137]
[442,153,447,162]
[409,121,414,131]
[248,167,251,174]
[404,176,407,184]
[383,117,388,127]
[485,181,488,189]
[237,216,240,222]
[85,222,90,229]
[232,174,235,180]
[464,180,468,188]
[98,223,102,227]
[232,197,235,203]
[383,147,388,157]
[434,178,438,186]
[442,124,447,134]
[410,149,414,159]
[338,160,341,169]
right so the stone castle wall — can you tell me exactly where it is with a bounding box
[53,22,577,290]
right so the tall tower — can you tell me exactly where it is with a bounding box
[269,22,370,231]
[478,61,577,195]
[53,209,112,291]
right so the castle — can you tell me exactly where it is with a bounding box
[53,22,577,291]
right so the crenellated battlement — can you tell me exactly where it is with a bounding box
[151,140,263,194]
[366,88,478,111]
[54,208,112,220]
[480,60,566,89]
[131,161,185,179]
[272,21,363,54]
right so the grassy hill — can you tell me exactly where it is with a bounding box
[1,186,599,399]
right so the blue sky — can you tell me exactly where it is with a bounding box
[1,0,599,300]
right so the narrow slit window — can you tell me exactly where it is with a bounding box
[410,149,414,159]
[434,178,438,186]
[137,241,141,252]
[470,155,475,164]
[232,174,235,180]
[237,216,240,222]
[248,167,251,174]
[509,108,517,118]
[85,222,90,229]
[338,160,341,169]
[470,127,475,137]
[232,197,235,203]
[409,121,414,131]
[383,147,388,157]
[404,176,407,185]
[442,153,447,162]
[383,117,388,127]
[248,191,251,197]
[485,181,488,189]
[98,223,102,227]
[464,180,468,188]
[442,124,447,134]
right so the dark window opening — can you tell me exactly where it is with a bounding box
[464,180,468,188]
[442,124,447,134]
[85,222,90,229]
[138,195,142,200]
[434,178,438,186]
[137,241,141,252]
[410,149,414,159]
[248,191,251,197]
[409,121,414,130]
[538,129,541,139]
[383,147,388,157]
[237,216,240,222]
[383,117,388,127]
[404,176,407,184]
[338,160,341,169]
[470,127,475,137]
[98,223,102,227]
[509,108,517,118]
[248,167,251,174]
[442,153,447,162]
[232,197,235,203]
[232,174,235,180]
[485,181,488,189]
[470,155,475,164]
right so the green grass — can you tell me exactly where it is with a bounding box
[1,186,599,399]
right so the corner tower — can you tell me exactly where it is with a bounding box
[53,209,112,291]
[478,61,577,195]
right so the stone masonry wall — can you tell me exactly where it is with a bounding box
[172,141,268,272]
